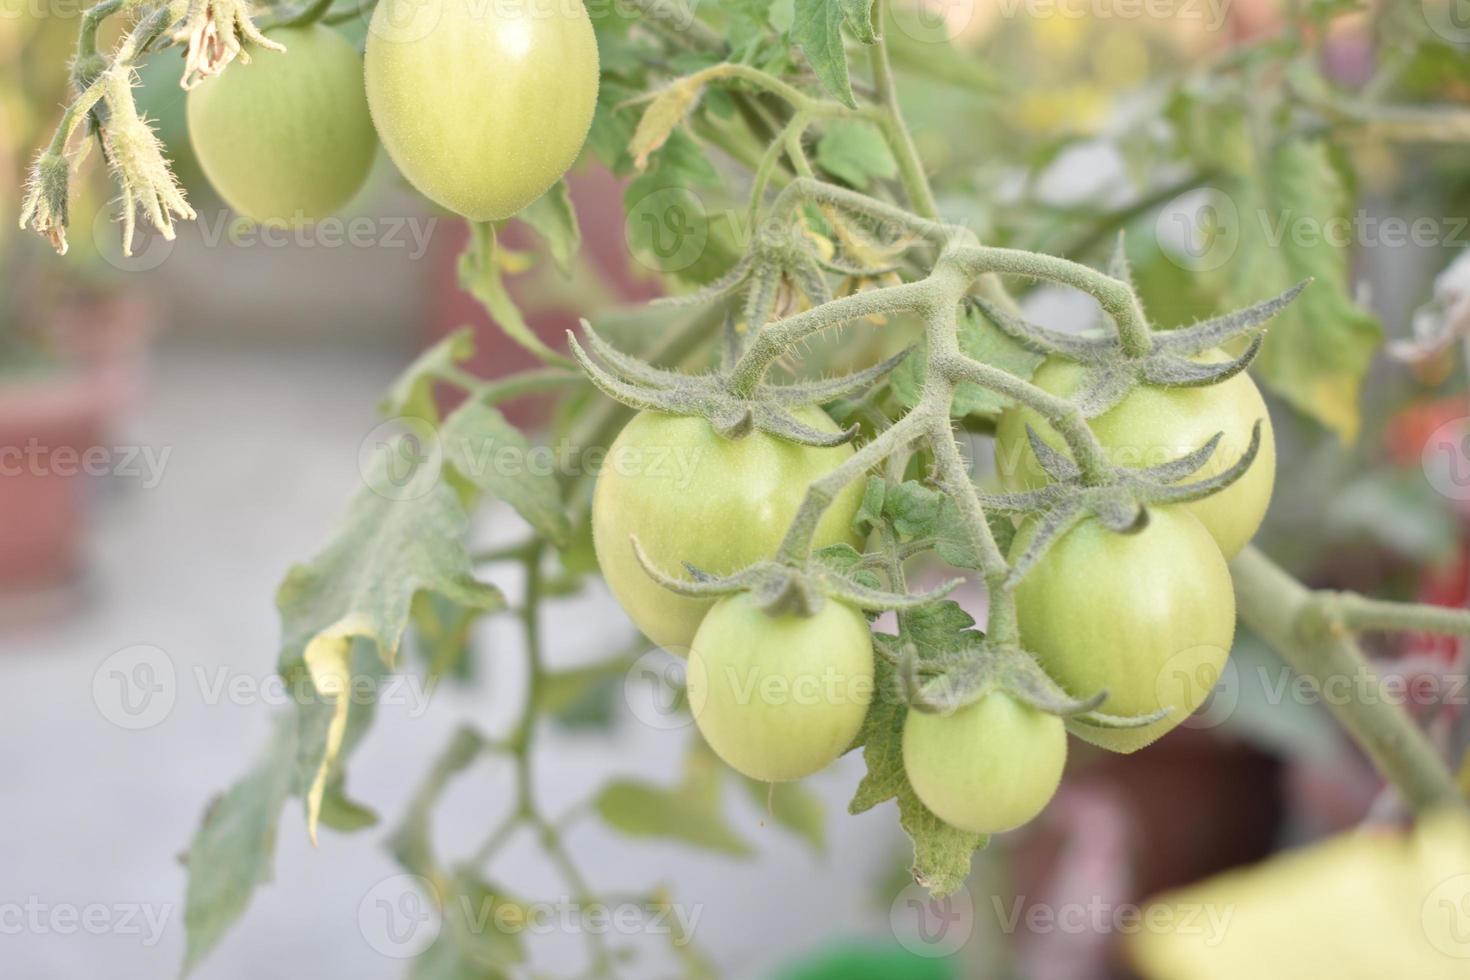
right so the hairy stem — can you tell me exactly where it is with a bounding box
[1231,546,1463,812]
[1315,593,1470,638]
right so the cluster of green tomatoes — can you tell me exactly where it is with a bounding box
[593,358,1274,837]
[186,0,600,224]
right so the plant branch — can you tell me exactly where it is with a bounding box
[1230,546,1464,812]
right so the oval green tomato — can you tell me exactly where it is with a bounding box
[592,409,866,651]
[995,351,1274,558]
[187,26,376,222]
[688,593,874,783]
[364,0,599,221]
[902,691,1066,834]
[1012,507,1236,753]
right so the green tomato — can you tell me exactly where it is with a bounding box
[1012,507,1236,753]
[688,593,874,783]
[592,409,866,651]
[995,351,1275,558]
[187,26,376,222]
[364,0,599,221]
[902,691,1066,834]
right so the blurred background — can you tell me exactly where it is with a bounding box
[3,1,1469,978]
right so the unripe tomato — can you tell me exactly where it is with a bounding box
[1012,507,1236,753]
[187,26,377,222]
[995,351,1275,558]
[902,691,1066,834]
[592,409,866,651]
[688,593,874,782]
[364,0,599,221]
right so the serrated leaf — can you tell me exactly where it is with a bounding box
[883,481,942,539]
[518,181,581,277]
[440,401,570,546]
[815,120,897,189]
[902,600,981,659]
[740,777,827,855]
[896,783,985,897]
[277,439,502,841]
[848,637,985,895]
[180,714,298,976]
[792,0,858,108]
[381,329,477,422]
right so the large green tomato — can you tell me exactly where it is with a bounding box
[187,26,376,222]
[902,691,1066,834]
[592,409,866,651]
[364,0,599,221]
[1012,507,1236,753]
[688,593,873,782]
[995,351,1275,558]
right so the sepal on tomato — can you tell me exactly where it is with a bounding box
[568,320,909,448]
[627,536,962,619]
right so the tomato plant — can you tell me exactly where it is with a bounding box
[186,25,376,223]
[592,407,865,651]
[1012,507,1236,752]
[996,349,1276,559]
[20,0,1470,975]
[363,0,600,221]
[903,691,1067,835]
[687,592,873,782]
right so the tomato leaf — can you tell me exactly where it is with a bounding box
[630,76,706,170]
[381,328,477,422]
[849,636,986,896]
[791,0,863,109]
[441,401,571,547]
[180,714,298,976]
[460,222,575,368]
[518,180,581,277]
[1221,139,1381,442]
[594,740,753,855]
[815,120,896,189]
[277,435,503,841]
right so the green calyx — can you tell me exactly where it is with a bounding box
[895,634,1168,731]
[568,319,909,446]
[629,536,961,619]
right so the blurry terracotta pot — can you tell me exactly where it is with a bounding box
[0,295,154,593]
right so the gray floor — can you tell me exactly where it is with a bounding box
[0,344,902,979]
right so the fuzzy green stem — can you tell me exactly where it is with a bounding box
[952,244,1152,357]
[775,411,930,564]
[1230,546,1463,812]
[1312,593,1470,639]
[870,0,938,221]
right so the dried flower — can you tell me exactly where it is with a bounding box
[173,0,285,90]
